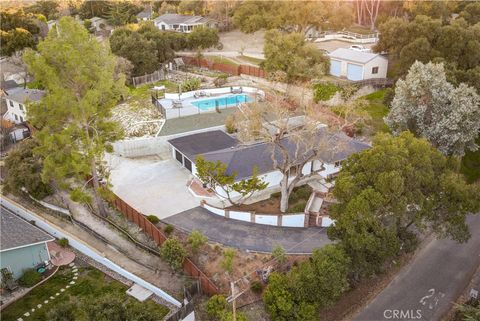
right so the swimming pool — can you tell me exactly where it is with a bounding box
[191,94,252,110]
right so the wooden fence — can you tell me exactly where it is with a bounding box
[182,56,267,78]
[132,69,166,87]
[111,195,220,296]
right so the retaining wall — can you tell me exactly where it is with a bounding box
[202,202,308,228]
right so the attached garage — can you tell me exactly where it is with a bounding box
[346,63,363,81]
[168,130,238,174]
[328,48,388,81]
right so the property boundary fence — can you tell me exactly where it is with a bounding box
[132,68,166,87]
[111,195,220,296]
[181,56,267,78]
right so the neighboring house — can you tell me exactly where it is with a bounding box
[0,210,54,280]
[153,14,217,33]
[168,129,370,198]
[3,88,45,124]
[136,7,152,21]
[329,48,388,81]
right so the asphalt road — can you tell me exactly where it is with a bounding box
[164,206,331,254]
[354,214,480,321]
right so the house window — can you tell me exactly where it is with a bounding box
[19,104,24,111]
[161,25,165,30]
[14,114,18,121]
[372,67,379,74]
[20,116,24,122]
[9,100,14,107]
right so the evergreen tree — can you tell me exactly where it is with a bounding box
[24,17,126,216]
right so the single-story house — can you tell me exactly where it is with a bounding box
[136,7,152,21]
[329,48,388,81]
[168,129,370,198]
[153,14,217,33]
[3,88,44,124]
[0,209,54,281]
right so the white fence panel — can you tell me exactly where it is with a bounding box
[229,211,251,222]
[203,203,225,217]
[255,214,278,226]
[282,214,305,227]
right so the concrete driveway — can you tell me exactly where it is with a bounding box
[109,156,200,219]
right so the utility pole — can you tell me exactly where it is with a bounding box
[230,281,237,321]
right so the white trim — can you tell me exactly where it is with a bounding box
[0,239,54,253]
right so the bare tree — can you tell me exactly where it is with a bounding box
[355,0,381,30]
[234,90,356,213]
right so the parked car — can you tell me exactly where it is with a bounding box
[349,45,370,52]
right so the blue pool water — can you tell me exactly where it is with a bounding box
[191,94,252,110]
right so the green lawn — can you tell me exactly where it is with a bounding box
[207,55,239,66]
[238,55,264,66]
[2,266,169,321]
[359,89,390,134]
[461,137,480,183]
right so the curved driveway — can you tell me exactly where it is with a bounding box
[164,207,331,254]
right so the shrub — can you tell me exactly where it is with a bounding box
[271,245,286,264]
[271,191,281,198]
[290,202,306,213]
[313,83,339,102]
[47,302,76,321]
[221,248,236,273]
[164,224,174,235]
[188,230,208,253]
[288,192,299,204]
[147,215,160,224]
[225,115,236,134]
[160,237,187,271]
[206,294,227,319]
[383,87,395,108]
[181,78,201,92]
[214,74,228,87]
[341,84,359,101]
[58,238,69,247]
[293,185,311,200]
[19,269,42,287]
[250,280,263,294]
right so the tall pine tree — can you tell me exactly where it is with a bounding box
[24,17,126,216]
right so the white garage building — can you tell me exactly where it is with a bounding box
[329,48,388,81]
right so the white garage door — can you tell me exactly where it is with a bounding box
[347,63,363,81]
[330,60,341,77]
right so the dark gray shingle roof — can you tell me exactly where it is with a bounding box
[6,89,45,104]
[168,130,238,160]
[1,209,54,251]
[202,131,370,179]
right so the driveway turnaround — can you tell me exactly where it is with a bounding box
[164,207,331,254]
[109,157,199,219]
[354,214,480,321]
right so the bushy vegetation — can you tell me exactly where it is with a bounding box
[220,248,236,273]
[160,237,187,271]
[164,224,174,235]
[271,245,287,264]
[461,137,480,183]
[4,139,53,199]
[0,8,41,56]
[263,30,329,82]
[147,215,160,224]
[206,295,228,319]
[313,83,340,102]
[188,230,208,253]
[19,269,42,287]
[263,245,350,321]
[58,238,69,248]
[181,78,201,92]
